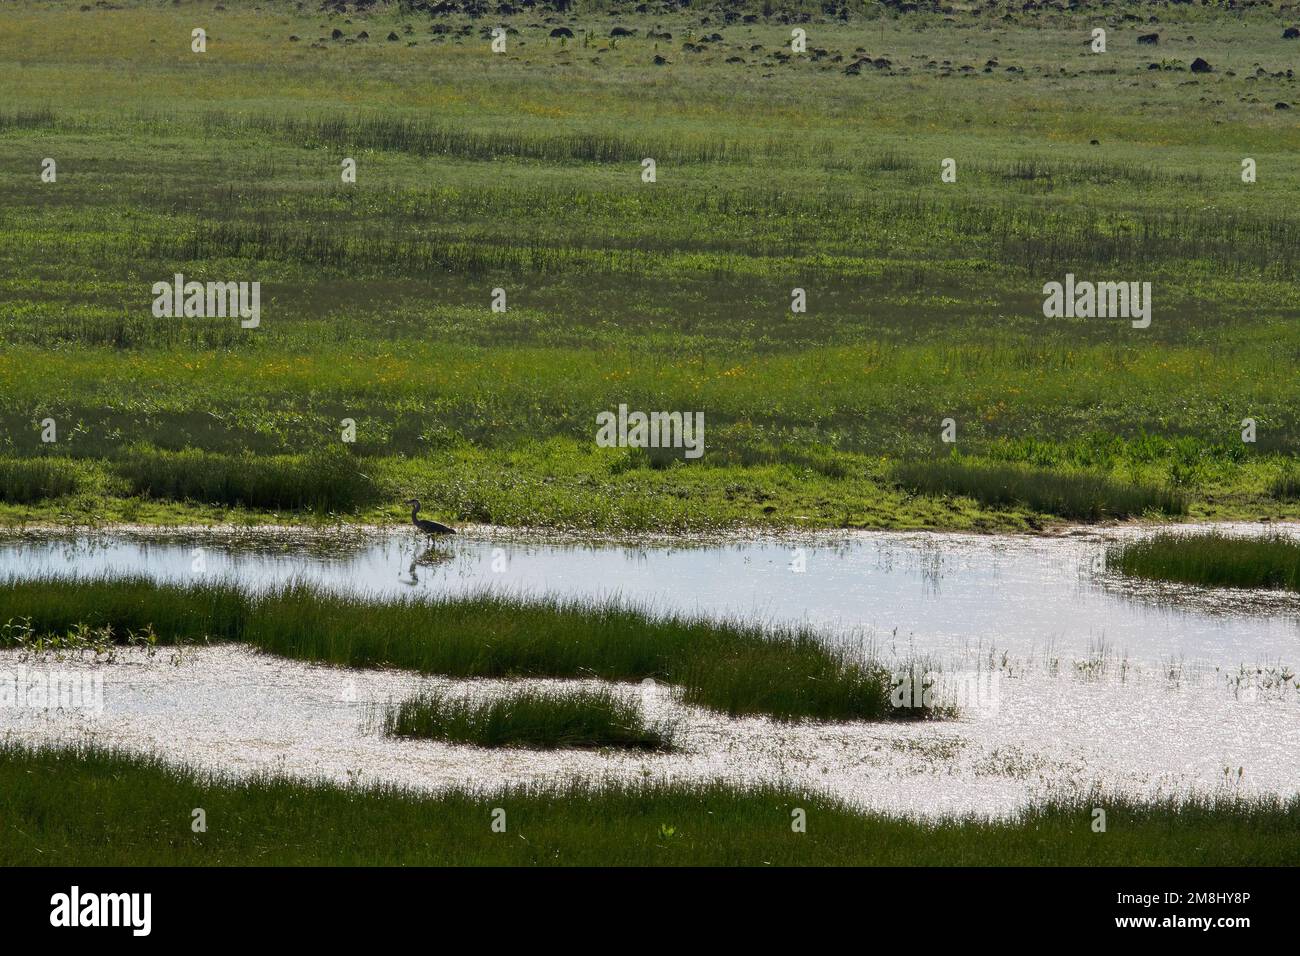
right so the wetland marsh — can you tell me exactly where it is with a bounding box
[3,0,1299,867]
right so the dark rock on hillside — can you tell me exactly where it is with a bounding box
[1190,57,1212,73]
[387,31,399,41]
[1137,33,1158,44]
[611,26,635,37]
[550,27,573,38]
[653,54,669,65]
[331,28,343,39]
[1277,102,1292,109]
[1284,27,1299,39]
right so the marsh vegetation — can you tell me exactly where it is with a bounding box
[3,743,1296,867]
[0,575,934,721]
[1108,532,1300,592]
[1,3,1297,532]
[375,687,674,751]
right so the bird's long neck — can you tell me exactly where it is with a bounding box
[411,502,420,519]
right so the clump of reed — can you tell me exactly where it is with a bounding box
[203,111,755,165]
[113,446,377,512]
[894,457,1186,521]
[0,457,83,503]
[0,576,932,722]
[1107,531,1300,592]
[376,687,672,750]
[1268,466,1300,501]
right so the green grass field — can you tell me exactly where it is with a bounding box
[2,743,1296,866]
[1,1,1298,531]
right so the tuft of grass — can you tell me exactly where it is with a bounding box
[0,457,82,503]
[1107,531,1300,592]
[1269,468,1300,501]
[377,687,672,750]
[114,447,377,513]
[894,458,1186,521]
[678,637,943,722]
[2,743,1298,866]
[0,576,933,722]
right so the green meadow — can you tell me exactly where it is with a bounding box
[3,743,1297,866]
[1,0,1298,534]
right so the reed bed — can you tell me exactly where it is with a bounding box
[2,743,1296,866]
[1107,532,1300,592]
[0,457,83,503]
[114,447,378,512]
[894,458,1186,521]
[376,687,672,750]
[0,576,928,722]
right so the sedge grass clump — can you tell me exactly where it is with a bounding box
[677,632,911,722]
[1107,532,1300,592]
[1268,467,1300,501]
[0,457,82,503]
[114,446,377,512]
[894,458,1185,521]
[0,576,248,645]
[377,687,672,750]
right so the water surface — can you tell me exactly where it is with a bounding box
[3,524,1298,668]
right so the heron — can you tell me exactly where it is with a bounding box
[404,498,456,537]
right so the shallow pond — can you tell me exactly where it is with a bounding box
[2,524,1298,814]
[2,523,1298,668]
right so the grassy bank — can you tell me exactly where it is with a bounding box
[2,439,1295,535]
[1107,532,1300,592]
[1,3,1298,533]
[2,743,1296,866]
[0,576,931,721]
[375,688,672,751]
[894,458,1185,522]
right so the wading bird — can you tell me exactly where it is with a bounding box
[404,498,456,537]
